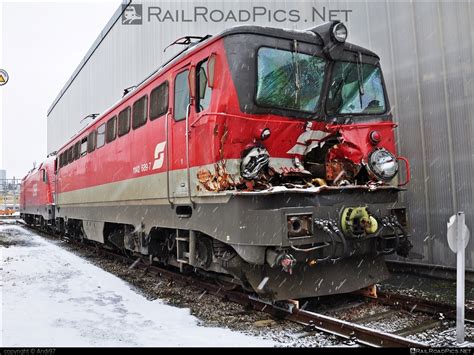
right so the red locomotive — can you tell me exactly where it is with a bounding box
[21,21,412,300]
[20,157,56,225]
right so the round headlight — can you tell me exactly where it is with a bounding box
[367,148,398,181]
[332,22,348,43]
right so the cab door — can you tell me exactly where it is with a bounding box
[169,66,193,200]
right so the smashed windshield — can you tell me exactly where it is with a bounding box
[256,47,326,113]
[326,61,386,115]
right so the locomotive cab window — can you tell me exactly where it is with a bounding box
[97,123,106,148]
[326,62,386,115]
[118,107,131,137]
[256,47,326,113]
[196,59,212,112]
[106,116,117,143]
[174,70,189,121]
[42,169,47,183]
[132,95,148,129]
[150,82,169,120]
[87,131,96,152]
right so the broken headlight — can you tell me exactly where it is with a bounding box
[367,148,398,181]
[240,146,269,180]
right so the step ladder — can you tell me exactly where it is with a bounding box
[176,230,196,271]
[176,229,190,264]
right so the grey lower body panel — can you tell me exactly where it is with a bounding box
[57,189,400,247]
[20,205,55,221]
[56,189,403,300]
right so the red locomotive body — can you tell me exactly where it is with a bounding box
[21,22,412,300]
[20,157,56,225]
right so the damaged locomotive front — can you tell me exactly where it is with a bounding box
[189,21,413,299]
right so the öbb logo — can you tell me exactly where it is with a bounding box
[152,142,166,170]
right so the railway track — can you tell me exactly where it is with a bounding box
[374,291,474,324]
[13,219,469,347]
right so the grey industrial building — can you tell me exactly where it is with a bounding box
[46,0,474,273]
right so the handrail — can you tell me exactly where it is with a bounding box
[289,241,331,252]
[190,112,301,127]
[191,112,398,129]
[165,112,173,206]
[397,156,411,187]
[185,104,195,207]
[326,121,398,130]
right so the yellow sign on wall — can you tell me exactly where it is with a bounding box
[0,69,9,86]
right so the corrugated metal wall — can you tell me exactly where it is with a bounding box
[46,0,474,270]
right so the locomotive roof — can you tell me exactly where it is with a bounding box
[213,25,379,58]
[55,24,380,153]
[153,25,379,80]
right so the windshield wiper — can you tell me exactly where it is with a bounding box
[292,40,301,106]
[330,64,355,113]
[356,52,365,109]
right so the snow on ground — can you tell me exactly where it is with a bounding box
[0,222,276,347]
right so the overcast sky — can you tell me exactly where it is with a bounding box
[0,0,121,179]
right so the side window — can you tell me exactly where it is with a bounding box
[81,137,87,156]
[74,141,81,160]
[67,146,73,164]
[132,95,148,129]
[174,70,189,121]
[118,107,131,137]
[97,124,106,148]
[42,170,47,183]
[197,59,212,112]
[106,116,117,143]
[59,153,64,167]
[150,82,169,120]
[87,131,96,152]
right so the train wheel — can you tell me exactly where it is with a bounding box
[195,237,213,269]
